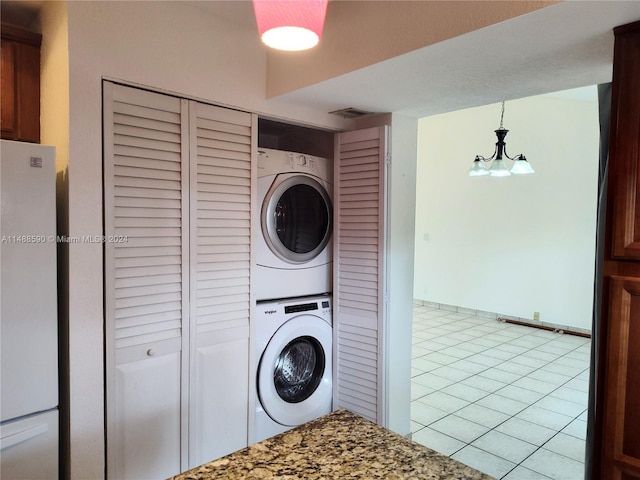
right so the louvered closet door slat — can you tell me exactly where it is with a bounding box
[335,126,387,424]
[114,122,181,143]
[114,145,181,163]
[115,165,181,182]
[106,84,187,351]
[114,132,181,153]
[114,112,181,134]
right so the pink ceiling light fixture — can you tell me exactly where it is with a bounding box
[252,0,328,51]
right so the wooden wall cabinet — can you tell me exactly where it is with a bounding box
[597,19,640,480]
[1,24,41,143]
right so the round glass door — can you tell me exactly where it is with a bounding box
[262,175,332,264]
[257,315,332,426]
[274,336,325,403]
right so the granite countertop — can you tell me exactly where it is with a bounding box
[170,409,495,480]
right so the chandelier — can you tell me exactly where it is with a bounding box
[252,0,328,51]
[469,102,535,177]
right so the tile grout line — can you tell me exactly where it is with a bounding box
[410,306,589,480]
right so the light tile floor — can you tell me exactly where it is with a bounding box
[411,304,591,480]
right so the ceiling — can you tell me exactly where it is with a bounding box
[271,1,640,118]
[3,0,639,120]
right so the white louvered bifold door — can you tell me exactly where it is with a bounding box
[188,102,254,467]
[104,83,189,479]
[334,126,388,425]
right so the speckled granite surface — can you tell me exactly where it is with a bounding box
[170,409,494,480]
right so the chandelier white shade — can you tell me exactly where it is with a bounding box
[253,0,328,51]
[487,158,511,177]
[510,157,535,175]
[470,102,535,177]
[469,158,490,176]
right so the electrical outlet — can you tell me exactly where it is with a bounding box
[533,311,540,321]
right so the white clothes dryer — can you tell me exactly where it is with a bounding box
[256,148,333,301]
[254,295,332,443]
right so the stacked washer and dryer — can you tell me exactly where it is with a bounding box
[254,148,334,443]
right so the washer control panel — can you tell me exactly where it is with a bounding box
[283,298,332,316]
[258,295,332,320]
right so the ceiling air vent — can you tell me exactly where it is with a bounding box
[329,107,374,119]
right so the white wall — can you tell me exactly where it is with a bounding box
[386,114,417,435]
[39,2,72,477]
[414,90,599,331]
[41,2,351,478]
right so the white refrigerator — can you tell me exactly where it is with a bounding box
[0,140,59,479]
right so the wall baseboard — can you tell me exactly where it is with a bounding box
[498,317,591,338]
[413,299,592,338]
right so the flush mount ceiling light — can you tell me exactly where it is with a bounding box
[253,0,328,51]
[469,102,535,177]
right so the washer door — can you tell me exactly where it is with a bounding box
[258,315,332,426]
[262,174,332,264]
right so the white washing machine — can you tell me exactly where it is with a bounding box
[256,148,333,301]
[254,295,333,443]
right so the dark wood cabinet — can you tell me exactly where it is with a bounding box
[1,24,41,143]
[597,19,640,480]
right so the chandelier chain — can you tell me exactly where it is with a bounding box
[499,101,505,129]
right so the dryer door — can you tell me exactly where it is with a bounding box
[262,174,332,264]
[257,315,332,426]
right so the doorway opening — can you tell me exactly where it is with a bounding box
[411,86,598,479]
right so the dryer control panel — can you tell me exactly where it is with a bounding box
[257,148,333,182]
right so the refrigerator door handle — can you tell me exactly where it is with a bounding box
[1,423,49,451]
